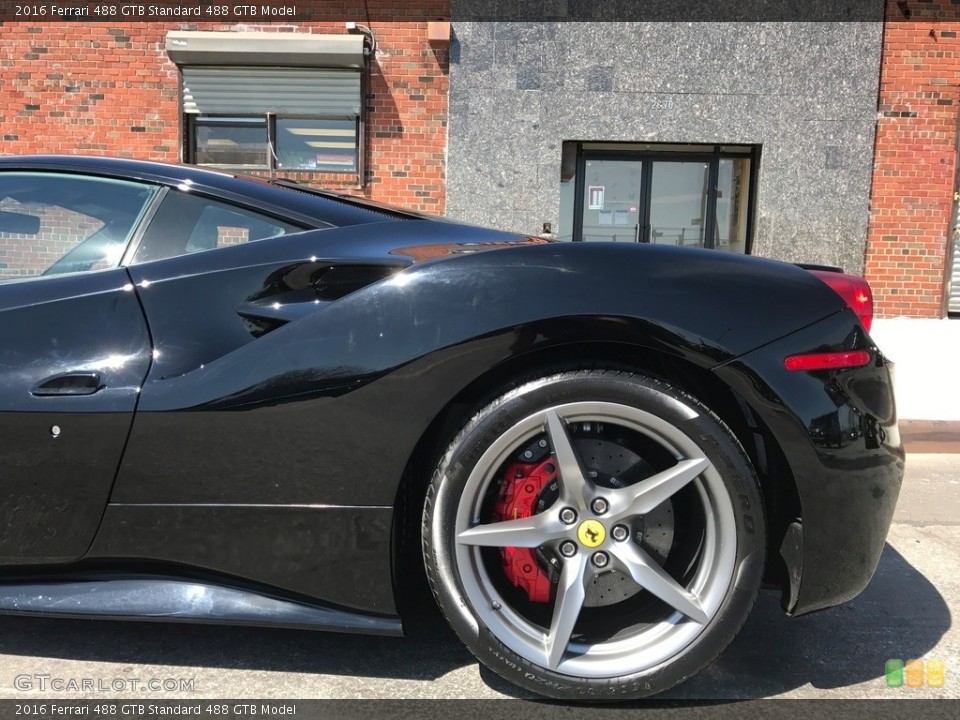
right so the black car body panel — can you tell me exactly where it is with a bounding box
[715,309,904,614]
[0,269,152,563]
[86,505,397,615]
[0,156,902,629]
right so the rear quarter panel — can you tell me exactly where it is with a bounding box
[100,237,850,613]
[113,239,847,507]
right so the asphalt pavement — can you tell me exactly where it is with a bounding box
[0,453,956,700]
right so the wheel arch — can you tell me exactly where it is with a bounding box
[391,338,801,620]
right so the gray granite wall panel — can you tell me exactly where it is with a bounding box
[445,22,882,273]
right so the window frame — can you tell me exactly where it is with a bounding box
[0,170,162,283]
[185,113,363,176]
[0,171,326,282]
[122,187,311,266]
[273,115,361,174]
[567,143,760,253]
[179,61,367,181]
[189,115,271,170]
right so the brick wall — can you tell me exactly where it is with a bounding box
[0,4,450,212]
[866,2,960,317]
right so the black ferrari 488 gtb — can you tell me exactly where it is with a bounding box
[0,156,903,700]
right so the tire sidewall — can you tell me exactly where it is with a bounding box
[425,371,765,701]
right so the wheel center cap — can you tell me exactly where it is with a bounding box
[577,519,606,548]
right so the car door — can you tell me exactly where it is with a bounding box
[107,188,391,509]
[0,171,157,563]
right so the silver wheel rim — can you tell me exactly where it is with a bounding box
[453,401,737,678]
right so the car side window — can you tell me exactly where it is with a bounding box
[132,190,303,264]
[0,172,158,281]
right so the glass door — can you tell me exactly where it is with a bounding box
[648,161,709,247]
[579,159,642,242]
[569,145,756,251]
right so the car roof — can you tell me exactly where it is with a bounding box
[0,155,414,228]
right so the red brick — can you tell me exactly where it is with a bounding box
[866,2,960,318]
[0,4,450,213]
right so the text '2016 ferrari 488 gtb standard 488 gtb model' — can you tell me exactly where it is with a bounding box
[0,156,903,700]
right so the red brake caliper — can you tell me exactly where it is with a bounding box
[492,457,557,603]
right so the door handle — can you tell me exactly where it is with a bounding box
[31,371,103,397]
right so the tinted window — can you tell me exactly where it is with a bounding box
[194,117,269,168]
[276,118,358,172]
[132,191,303,264]
[0,172,157,281]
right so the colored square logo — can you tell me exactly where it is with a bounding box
[906,659,925,687]
[927,660,945,688]
[885,659,904,687]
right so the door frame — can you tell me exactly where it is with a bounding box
[571,145,759,252]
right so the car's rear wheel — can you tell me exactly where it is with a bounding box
[422,370,765,700]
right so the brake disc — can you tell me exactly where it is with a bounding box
[494,432,675,608]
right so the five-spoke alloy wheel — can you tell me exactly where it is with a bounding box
[423,371,765,700]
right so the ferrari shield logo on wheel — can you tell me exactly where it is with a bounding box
[577,520,606,548]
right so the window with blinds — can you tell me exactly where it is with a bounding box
[167,32,366,174]
[182,67,362,173]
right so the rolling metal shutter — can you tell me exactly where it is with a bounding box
[181,67,362,117]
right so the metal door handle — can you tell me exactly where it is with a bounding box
[31,371,103,397]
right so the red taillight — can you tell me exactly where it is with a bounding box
[809,270,873,332]
[784,350,872,371]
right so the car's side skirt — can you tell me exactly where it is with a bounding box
[86,504,396,616]
[0,576,402,636]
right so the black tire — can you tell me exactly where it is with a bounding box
[422,370,765,701]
